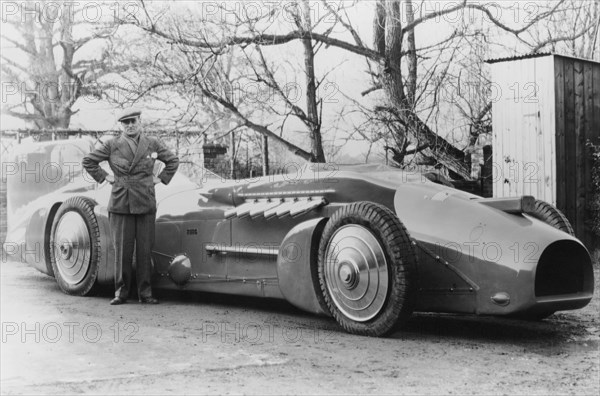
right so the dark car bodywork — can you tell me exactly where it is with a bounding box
[3,138,594,336]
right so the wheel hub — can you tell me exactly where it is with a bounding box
[338,261,358,289]
[324,225,388,322]
[60,243,72,260]
[53,211,91,286]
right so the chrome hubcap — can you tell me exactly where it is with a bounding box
[324,225,388,322]
[59,242,72,260]
[53,212,91,285]
[338,261,358,288]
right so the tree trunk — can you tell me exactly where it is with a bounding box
[301,0,325,162]
[374,0,471,179]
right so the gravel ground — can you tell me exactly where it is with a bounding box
[1,259,599,395]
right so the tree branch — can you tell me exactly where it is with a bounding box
[130,20,384,61]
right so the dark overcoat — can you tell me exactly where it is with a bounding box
[82,134,179,214]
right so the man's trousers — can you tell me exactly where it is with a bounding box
[109,212,156,299]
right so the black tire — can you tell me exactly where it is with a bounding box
[317,202,417,337]
[49,197,101,296]
[529,200,574,235]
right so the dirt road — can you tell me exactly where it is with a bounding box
[1,260,598,395]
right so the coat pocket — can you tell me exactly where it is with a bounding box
[108,184,128,211]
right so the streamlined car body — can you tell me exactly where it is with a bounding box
[3,138,594,336]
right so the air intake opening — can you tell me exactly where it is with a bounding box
[535,240,593,297]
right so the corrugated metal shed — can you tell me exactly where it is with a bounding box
[488,53,600,249]
[486,52,553,64]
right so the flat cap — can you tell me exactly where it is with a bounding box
[117,107,142,122]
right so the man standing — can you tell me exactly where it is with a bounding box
[83,108,179,305]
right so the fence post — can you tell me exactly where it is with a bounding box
[482,145,493,198]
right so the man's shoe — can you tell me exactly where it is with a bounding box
[139,297,159,304]
[110,297,126,305]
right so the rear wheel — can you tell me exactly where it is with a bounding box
[318,202,417,337]
[529,200,574,235]
[49,197,101,296]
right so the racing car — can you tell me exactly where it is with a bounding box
[3,138,594,337]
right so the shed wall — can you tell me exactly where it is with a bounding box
[554,56,600,248]
[491,56,556,203]
[491,54,600,249]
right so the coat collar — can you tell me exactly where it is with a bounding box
[115,135,135,160]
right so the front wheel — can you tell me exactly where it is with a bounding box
[49,197,101,296]
[318,202,417,337]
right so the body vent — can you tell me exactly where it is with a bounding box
[535,240,593,297]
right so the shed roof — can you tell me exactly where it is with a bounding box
[485,52,599,65]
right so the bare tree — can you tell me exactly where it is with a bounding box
[112,0,597,178]
[1,1,118,129]
[528,0,600,59]
[446,31,493,152]
[360,0,598,178]
[113,0,342,164]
